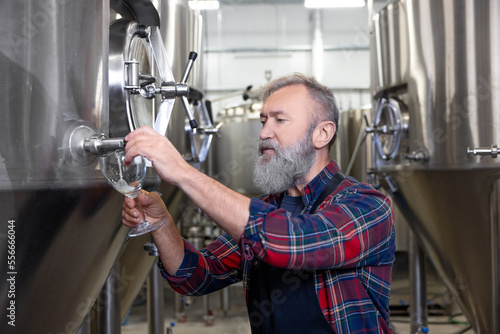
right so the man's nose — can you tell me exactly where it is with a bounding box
[259,122,273,140]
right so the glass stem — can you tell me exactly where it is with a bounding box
[133,197,148,223]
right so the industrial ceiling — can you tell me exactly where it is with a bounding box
[218,0,387,4]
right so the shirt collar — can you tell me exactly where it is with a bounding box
[301,160,340,208]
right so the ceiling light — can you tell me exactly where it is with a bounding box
[304,0,365,8]
[188,0,220,10]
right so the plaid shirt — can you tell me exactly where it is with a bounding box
[160,161,395,333]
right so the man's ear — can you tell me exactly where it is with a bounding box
[313,121,336,149]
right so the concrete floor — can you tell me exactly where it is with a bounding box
[121,252,474,334]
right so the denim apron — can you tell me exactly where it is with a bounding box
[247,172,345,333]
[248,260,335,333]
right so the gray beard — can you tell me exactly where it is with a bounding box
[252,129,316,194]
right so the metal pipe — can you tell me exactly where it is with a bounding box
[76,314,91,334]
[97,263,122,334]
[409,231,428,334]
[491,179,500,334]
[311,9,324,82]
[205,45,370,53]
[145,243,164,334]
[221,288,230,317]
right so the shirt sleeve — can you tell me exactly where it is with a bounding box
[158,234,243,296]
[240,183,395,270]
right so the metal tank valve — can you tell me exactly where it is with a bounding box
[467,145,498,158]
[404,149,429,162]
[68,124,125,166]
[83,133,126,156]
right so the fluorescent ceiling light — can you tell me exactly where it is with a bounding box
[188,0,220,10]
[304,0,365,8]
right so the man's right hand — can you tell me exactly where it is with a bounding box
[122,189,185,275]
[121,190,170,230]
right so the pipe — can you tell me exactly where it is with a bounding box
[409,231,428,334]
[491,179,500,334]
[97,262,122,334]
[221,288,230,316]
[311,9,324,82]
[76,314,91,334]
[205,45,369,53]
[145,242,164,334]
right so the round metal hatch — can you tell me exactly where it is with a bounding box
[109,20,155,137]
[372,97,406,160]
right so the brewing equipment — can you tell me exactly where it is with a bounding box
[0,0,204,333]
[110,0,218,327]
[109,0,208,326]
[0,1,123,333]
[213,102,263,197]
[371,0,500,332]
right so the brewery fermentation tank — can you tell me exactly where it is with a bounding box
[213,103,262,197]
[371,0,500,332]
[0,1,122,333]
[0,0,202,333]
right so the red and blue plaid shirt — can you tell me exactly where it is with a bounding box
[160,161,395,333]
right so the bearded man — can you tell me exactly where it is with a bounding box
[122,73,395,333]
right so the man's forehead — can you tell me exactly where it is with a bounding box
[266,84,307,100]
[260,109,288,117]
[262,85,313,116]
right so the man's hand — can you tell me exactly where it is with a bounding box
[122,189,185,275]
[122,190,170,229]
[124,126,191,186]
[123,125,251,243]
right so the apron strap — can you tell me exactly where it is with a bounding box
[310,171,346,214]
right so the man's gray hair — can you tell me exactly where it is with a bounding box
[262,73,340,148]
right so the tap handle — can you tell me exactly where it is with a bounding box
[179,52,199,129]
[143,26,198,129]
[180,52,198,84]
[181,96,198,129]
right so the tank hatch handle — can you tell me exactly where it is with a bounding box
[467,145,498,158]
[147,26,198,130]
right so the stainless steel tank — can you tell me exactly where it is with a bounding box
[0,1,127,333]
[336,109,372,183]
[213,103,262,197]
[336,108,410,252]
[0,0,200,332]
[372,0,409,94]
[371,0,500,332]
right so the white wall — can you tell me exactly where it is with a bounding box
[199,3,379,114]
